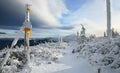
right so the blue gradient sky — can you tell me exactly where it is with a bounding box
[0,0,120,38]
[65,0,89,11]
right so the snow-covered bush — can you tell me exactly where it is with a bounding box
[73,37,120,72]
[30,44,63,65]
[0,42,64,73]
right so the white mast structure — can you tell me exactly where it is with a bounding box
[23,4,32,66]
[0,4,32,70]
[106,0,112,39]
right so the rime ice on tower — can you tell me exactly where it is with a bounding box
[23,4,32,69]
[106,0,112,39]
[0,4,32,73]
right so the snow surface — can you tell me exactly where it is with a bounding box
[27,46,95,73]
[73,37,120,73]
[0,42,97,73]
[53,47,95,73]
[1,36,120,73]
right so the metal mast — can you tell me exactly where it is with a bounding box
[106,0,112,39]
[23,4,32,66]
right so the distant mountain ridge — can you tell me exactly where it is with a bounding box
[0,38,58,50]
[0,32,6,34]
[63,34,77,42]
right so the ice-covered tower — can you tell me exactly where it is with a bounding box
[106,0,112,39]
[0,4,32,71]
[23,4,32,50]
[23,4,32,66]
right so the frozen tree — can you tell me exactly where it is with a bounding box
[111,28,119,37]
[80,24,87,43]
[104,32,106,37]
[80,24,86,37]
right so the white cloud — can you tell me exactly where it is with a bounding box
[16,0,120,37]
[48,0,68,18]
[18,0,68,27]
[13,0,70,38]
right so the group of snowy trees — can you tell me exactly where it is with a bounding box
[0,43,63,73]
[76,24,96,44]
[73,37,120,72]
[77,24,87,43]
[104,28,119,37]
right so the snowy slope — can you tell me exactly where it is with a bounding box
[1,36,120,73]
[0,43,64,73]
[72,37,120,73]
[0,42,96,73]
[26,46,96,73]
[53,46,95,73]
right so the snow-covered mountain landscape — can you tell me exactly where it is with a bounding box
[0,35,120,73]
[1,0,120,73]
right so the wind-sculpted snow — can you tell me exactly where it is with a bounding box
[0,43,64,73]
[72,37,120,73]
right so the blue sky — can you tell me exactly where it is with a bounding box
[65,0,89,12]
[60,0,90,24]
[0,0,120,38]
